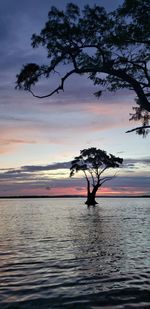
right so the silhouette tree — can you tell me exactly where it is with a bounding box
[16,0,150,136]
[70,147,123,205]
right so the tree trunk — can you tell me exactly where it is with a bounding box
[85,184,99,206]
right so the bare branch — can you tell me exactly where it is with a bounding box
[83,170,89,183]
[29,69,76,98]
[100,174,117,185]
[89,170,95,186]
[126,125,150,133]
[98,166,108,177]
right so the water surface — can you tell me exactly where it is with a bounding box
[0,198,150,308]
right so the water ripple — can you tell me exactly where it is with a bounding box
[0,198,150,308]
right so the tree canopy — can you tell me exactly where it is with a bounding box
[70,147,123,205]
[16,0,150,136]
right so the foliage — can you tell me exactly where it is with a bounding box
[16,0,150,135]
[70,147,123,188]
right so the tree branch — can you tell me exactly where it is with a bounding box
[83,170,89,183]
[98,166,108,177]
[89,170,95,186]
[29,69,76,98]
[79,65,150,112]
[104,67,150,112]
[126,125,150,133]
[100,174,116,185]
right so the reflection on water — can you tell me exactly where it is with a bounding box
[0,198,150,308]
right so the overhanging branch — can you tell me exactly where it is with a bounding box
[29,69,76,98]
[126,125,150,133]
[20,57,150,114]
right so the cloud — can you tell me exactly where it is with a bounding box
[0,157,149,196]
[1,157,149,178]
[122,158,150,175]
[0,98,133,155]
[22,162,71,172]
[0,0,149,197]
[0,161,71,180]
[0,175,149,197]
[124,158,150,165]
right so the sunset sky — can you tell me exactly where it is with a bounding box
[0,0,149,197]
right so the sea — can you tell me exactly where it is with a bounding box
[0,197,150,309]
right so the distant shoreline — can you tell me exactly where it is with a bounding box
[0,195,149,199]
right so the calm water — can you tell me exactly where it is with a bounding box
[0,198,150,309]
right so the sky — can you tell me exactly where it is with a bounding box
[0,0,149,197]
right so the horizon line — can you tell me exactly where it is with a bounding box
[0,194,150,199]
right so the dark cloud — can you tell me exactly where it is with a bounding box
[22,161,71,172]
[123,158,150,169]
[0,157,149,196]
[0,161,71,179]
[111,176,150,188]
[125,158,150,164]
[0,157,149,179]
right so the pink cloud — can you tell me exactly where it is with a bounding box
[0,99,135,155]
[0,183,148,197]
